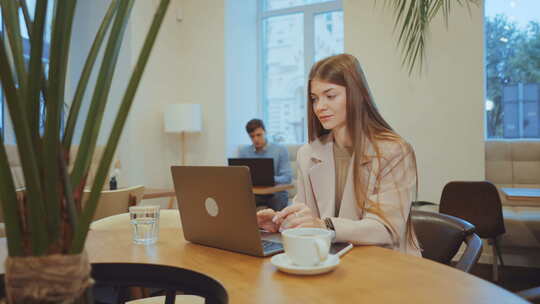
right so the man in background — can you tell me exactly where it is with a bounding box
[239,119,292,211]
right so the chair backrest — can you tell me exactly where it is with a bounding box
[83,185,145,221]
[4,145,108,189]
[412,210,483,273]
[91,263,228,304]
[439,181,505,239]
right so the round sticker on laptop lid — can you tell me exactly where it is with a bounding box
[205,197,219,217]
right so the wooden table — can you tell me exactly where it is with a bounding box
[0,210,518,303]
[501,187,540,201]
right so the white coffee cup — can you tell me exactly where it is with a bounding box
[281,227,332,267]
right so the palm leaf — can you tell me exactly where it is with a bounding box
[383,0,479,74]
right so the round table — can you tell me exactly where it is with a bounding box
[80,210,528,303]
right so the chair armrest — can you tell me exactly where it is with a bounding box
[455,233,482,273]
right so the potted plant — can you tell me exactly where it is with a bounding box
[0,0,170,302]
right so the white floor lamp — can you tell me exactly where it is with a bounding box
[164,103,202,164]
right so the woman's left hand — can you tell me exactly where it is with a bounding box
[273,203,325,232]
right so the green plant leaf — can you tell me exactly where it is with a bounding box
[22,0,49,170]
[63,0,119,149]
[70,0,134,190]
[43,0,78,244]
[71,0,172,253]
[58,146,78,250]
[0,37,48,255]
[0,141,24,256]
[1,0,28,98]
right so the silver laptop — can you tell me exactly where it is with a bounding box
[170,166,283,257]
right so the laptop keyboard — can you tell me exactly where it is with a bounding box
[262,240,283,253]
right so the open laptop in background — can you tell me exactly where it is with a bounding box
[170,166,283,257]
[227,158,275,186]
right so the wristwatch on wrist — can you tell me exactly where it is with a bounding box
[324,217,335,231]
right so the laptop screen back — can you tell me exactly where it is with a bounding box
[227,158,275,186]
[170,166,267,256]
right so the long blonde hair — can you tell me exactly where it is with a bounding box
[307,54,417,247]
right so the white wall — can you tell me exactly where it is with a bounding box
[67,0,226,199]
[225,0,259,157]
[51,0,133,189]
[70,0,132,149]
[343,1,485,202]
[122,0,226,191]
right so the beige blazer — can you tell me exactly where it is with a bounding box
[293,134,421,256]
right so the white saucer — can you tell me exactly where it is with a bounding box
[270,253,340,275]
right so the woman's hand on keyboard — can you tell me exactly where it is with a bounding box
[256,208,279,233]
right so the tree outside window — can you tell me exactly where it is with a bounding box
[485,0,540,139]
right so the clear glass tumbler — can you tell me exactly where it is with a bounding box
[129,205,160,245]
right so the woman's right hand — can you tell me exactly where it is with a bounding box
[256,208,279,233]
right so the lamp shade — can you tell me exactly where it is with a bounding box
[164,103,202,133]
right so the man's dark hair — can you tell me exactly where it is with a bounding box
[245,119,265,134]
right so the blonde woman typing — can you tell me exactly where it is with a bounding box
[257,54,420,256]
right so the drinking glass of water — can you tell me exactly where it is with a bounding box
[129,205,160,245]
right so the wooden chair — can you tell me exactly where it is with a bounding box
[0,187,144,236]
[83,185,145,221]
[412,210,483,273]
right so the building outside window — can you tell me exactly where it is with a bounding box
[260,0,343,144]
[485,0,540,139]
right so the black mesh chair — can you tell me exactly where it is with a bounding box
[92,263,228,304]
[411,210,483,273]
[439,181,506,281]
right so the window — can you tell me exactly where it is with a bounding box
[0,0,52,137]
[260,0,343,144]
[485,0,540,139]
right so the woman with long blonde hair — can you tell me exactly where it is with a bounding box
[257,53,420,255]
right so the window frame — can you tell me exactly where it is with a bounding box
[257,0,343,144]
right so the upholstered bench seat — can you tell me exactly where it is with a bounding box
[502,206,540,248]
